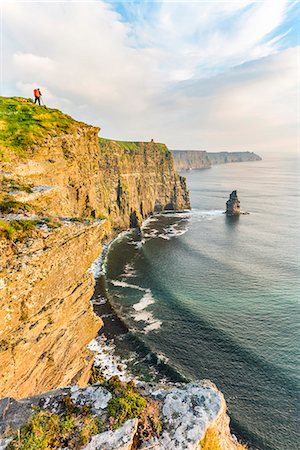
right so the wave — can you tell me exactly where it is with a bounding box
[133,291,155,311]
[158,223,189,240]
[88,335,129,382]
[121,263,137,278]
[109,279,161,334]
[110,279,146,291]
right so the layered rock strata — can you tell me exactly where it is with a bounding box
[172,150,211,170]
[0,220,111,399]
[1,131,189,230]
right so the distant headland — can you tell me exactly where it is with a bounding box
[172,150,262,171]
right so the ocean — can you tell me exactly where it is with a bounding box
[92,156,300,450]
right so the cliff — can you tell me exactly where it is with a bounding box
[0,98,189,230]
[0,97,190,399]
[207,151,262,165]
[172,149,261,170]
[172,150,211,170]
[0,220,111,399]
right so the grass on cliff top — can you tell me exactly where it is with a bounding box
[0,97,80,160]
[99,136,171,156]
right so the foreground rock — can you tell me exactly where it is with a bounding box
[0,381,245,450]
[226,190,241,216]
[83,419,138,450]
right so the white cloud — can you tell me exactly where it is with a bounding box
[1,0,298,154]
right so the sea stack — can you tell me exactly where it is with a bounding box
[226,190,241,216]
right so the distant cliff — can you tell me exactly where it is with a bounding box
[172,150,261,170]
[0,97,189,399]
[172,150,211,170]
[207,151,262,165]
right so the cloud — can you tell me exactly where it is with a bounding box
[1,0,298,154]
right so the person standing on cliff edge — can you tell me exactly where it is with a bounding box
[33,88,42,105]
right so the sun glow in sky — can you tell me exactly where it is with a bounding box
[1,0,299,154]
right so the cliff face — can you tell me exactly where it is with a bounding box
[207,151,262,165]
[0,97,190,399]
[0,220,110,399]
[1,105,189,230]
[172,150,211,170]
[172,149,261,170]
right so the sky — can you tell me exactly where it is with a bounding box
[1,0,299,155]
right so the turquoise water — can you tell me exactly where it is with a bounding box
[95,156,300,450]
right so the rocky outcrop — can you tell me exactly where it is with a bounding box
[0,220,111,399]
[0,381,245,450]
[172,150,211,170]
[226,191,241,216]
[172,150,261,171]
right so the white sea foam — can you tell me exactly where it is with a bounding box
[121,263,137,278]
[89,252,105,278]
[158,223,189,240]
[141,215,159,228]
[110,279,146,291]
[133,309,162,333]
[110,279,161,333]
[133,291,155,311]
[91,295,107,306]
[88,335,129,381]
[129,239,145,249]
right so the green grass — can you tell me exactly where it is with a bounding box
[0,194,33,214]
[1,177,33,193]
[89,371,162,440]
[0,97,80,160]
[0,219,41,239]
[90,371,147,429]
[7,397,102,450]
[99,137,171,156]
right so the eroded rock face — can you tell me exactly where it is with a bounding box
[1,129,190,230]
[226,190,241,216]
[0,114,190,400]
[0,220,110,399]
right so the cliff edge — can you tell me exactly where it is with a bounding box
[0,97,189,399]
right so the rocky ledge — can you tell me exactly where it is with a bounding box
[0,380,246,450]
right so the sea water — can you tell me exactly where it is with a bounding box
[92,156,300,450]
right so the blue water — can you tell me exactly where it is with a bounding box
[98,156,300,450]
